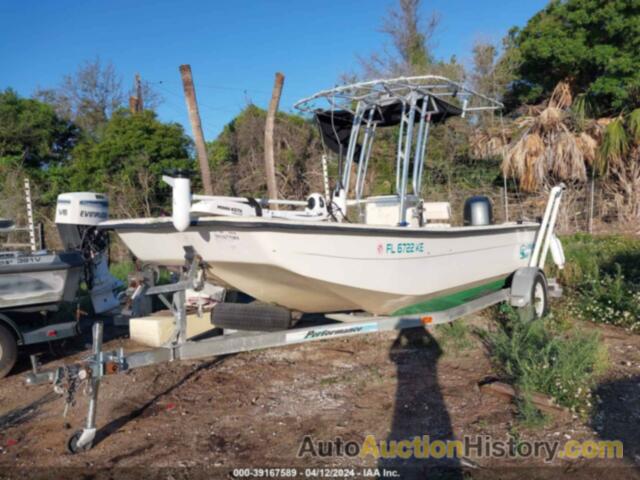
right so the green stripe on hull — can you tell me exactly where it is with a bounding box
[392,279,507,316]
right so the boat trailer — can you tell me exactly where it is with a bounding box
[24,185,566,453]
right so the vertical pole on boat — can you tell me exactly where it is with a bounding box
[321,154,330,201]
[265,72,285,206]
[23,178,36,253]
[411,96,428,195]
[398,93,418,226]
[355,107,376,201]
[395,102,407,193]
[179,64,213,196]
[342,102,366,199]
[503,176,509,222]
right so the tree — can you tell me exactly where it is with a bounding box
[65,110,193,216]
[0,89,78,169]
[35,58,124,135]
[506,0,640,114]
[471,42,498,97]
[357,0,463,79]
[206,105,323,199]
[380,0,434,73]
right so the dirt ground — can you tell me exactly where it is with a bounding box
[0,313,639,479]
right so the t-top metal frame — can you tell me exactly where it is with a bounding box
[295,76,504,225]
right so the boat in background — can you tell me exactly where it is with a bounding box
[0,248,84,312]
[0,196,123,378]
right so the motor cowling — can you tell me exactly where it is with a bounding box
[463,196,493,226]
[55,192,110,250]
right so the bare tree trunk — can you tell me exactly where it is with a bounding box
[179,64,213,195]
[264,72,285,203]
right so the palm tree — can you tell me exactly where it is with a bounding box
[501,81,595,192]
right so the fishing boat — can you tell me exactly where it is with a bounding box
[0,219,83,312]
[101,76,560,316]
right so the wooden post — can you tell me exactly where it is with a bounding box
[179,64,213,195]
[264,72,285,203]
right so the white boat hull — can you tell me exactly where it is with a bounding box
[104,217,539,315]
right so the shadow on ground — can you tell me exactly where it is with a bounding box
[379,327,462,479]
[591,374,640,471]
[92,356,229,448]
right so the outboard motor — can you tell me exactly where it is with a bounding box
[55,193,123,313]
[463,196,493,226]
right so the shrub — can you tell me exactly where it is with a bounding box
[482,307,607,423]
[555,234,640,330]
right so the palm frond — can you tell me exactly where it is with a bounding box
[549,81,573,110]
[627,108,640,145]
[599,117,629,174]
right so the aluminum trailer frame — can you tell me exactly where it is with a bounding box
[24,268,533,454]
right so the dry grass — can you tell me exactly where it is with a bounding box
[503,82,596,192]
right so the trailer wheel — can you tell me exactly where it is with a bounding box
[532,272,549,319]
[67,430,93,454]
[518,271,549,322]
[0,324,17,379]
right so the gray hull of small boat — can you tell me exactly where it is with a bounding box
[0,252,84,311]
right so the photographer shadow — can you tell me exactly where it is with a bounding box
[379,327,463,479]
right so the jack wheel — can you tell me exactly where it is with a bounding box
[67,430,93,454]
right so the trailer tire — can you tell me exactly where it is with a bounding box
[532,271,549,319]
[0,323,18,379]
[518,272,549,322]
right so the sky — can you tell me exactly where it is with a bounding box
[0,0,548,140]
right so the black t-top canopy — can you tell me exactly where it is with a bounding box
[314,95,462,155]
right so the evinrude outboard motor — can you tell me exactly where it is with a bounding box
[463,196,493,226]
[55,193,123,314]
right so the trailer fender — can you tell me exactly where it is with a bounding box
[509,267,547,308]
[0,313,24,345]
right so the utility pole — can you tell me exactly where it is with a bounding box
[264,72,285,203]
[135,73,143,112]
[129,73,144,114]
[179,64,213,195]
